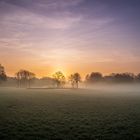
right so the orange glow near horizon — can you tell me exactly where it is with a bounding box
[0,0,140,78]
[3,60,140,78]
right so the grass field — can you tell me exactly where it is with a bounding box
[0,86,140,140]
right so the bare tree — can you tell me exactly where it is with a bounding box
[0,64,7,84]
[69,73,81,88]
[87,72,103,83]
[109,73,134,83]
[135,73,140,82]
[52,71,66,88]
[15,70,35,88]
[68,74,75,88]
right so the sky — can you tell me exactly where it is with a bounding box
[0,0,140,77]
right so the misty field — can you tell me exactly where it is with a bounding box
[0,86,140,140]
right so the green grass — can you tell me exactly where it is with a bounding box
[0,87,140,140]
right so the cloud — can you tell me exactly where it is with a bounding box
[36,0,84,8]
[0,0,84,17]
[0,0,140,76]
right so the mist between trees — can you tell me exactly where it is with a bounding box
[0,64,140,88]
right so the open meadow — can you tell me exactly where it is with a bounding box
[0,85,140,140]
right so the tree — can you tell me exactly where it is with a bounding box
[0,64,7,83]
[86,72,103,83]
[73,73,81,88]
[69,73,81,88]
[68,74,75,88]
[110,73,134,83]
[52,71,66,88]
[40,77,55,87]
[85,74,90,82]
[136,73,140,82]
[15,70,35,88]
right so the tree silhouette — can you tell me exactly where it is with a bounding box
[86,72,103,83]
[85,72,136,84]
[15,70,35,88]
[68,74,75,88]
[52,71,65,88]
[0,64,7,83]
[109,73,134,83]
[69,73,81,88]
[136,73,140,82]
[85,74,90,82]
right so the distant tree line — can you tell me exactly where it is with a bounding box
[1,64,140,88]
[85,72,140,84]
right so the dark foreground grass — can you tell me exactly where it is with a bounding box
[0,87,140,140]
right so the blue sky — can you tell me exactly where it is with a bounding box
[0,0,140,77]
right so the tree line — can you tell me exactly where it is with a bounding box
[0,64,81,88]
[85,72,140,83]
[0,64,140,88]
